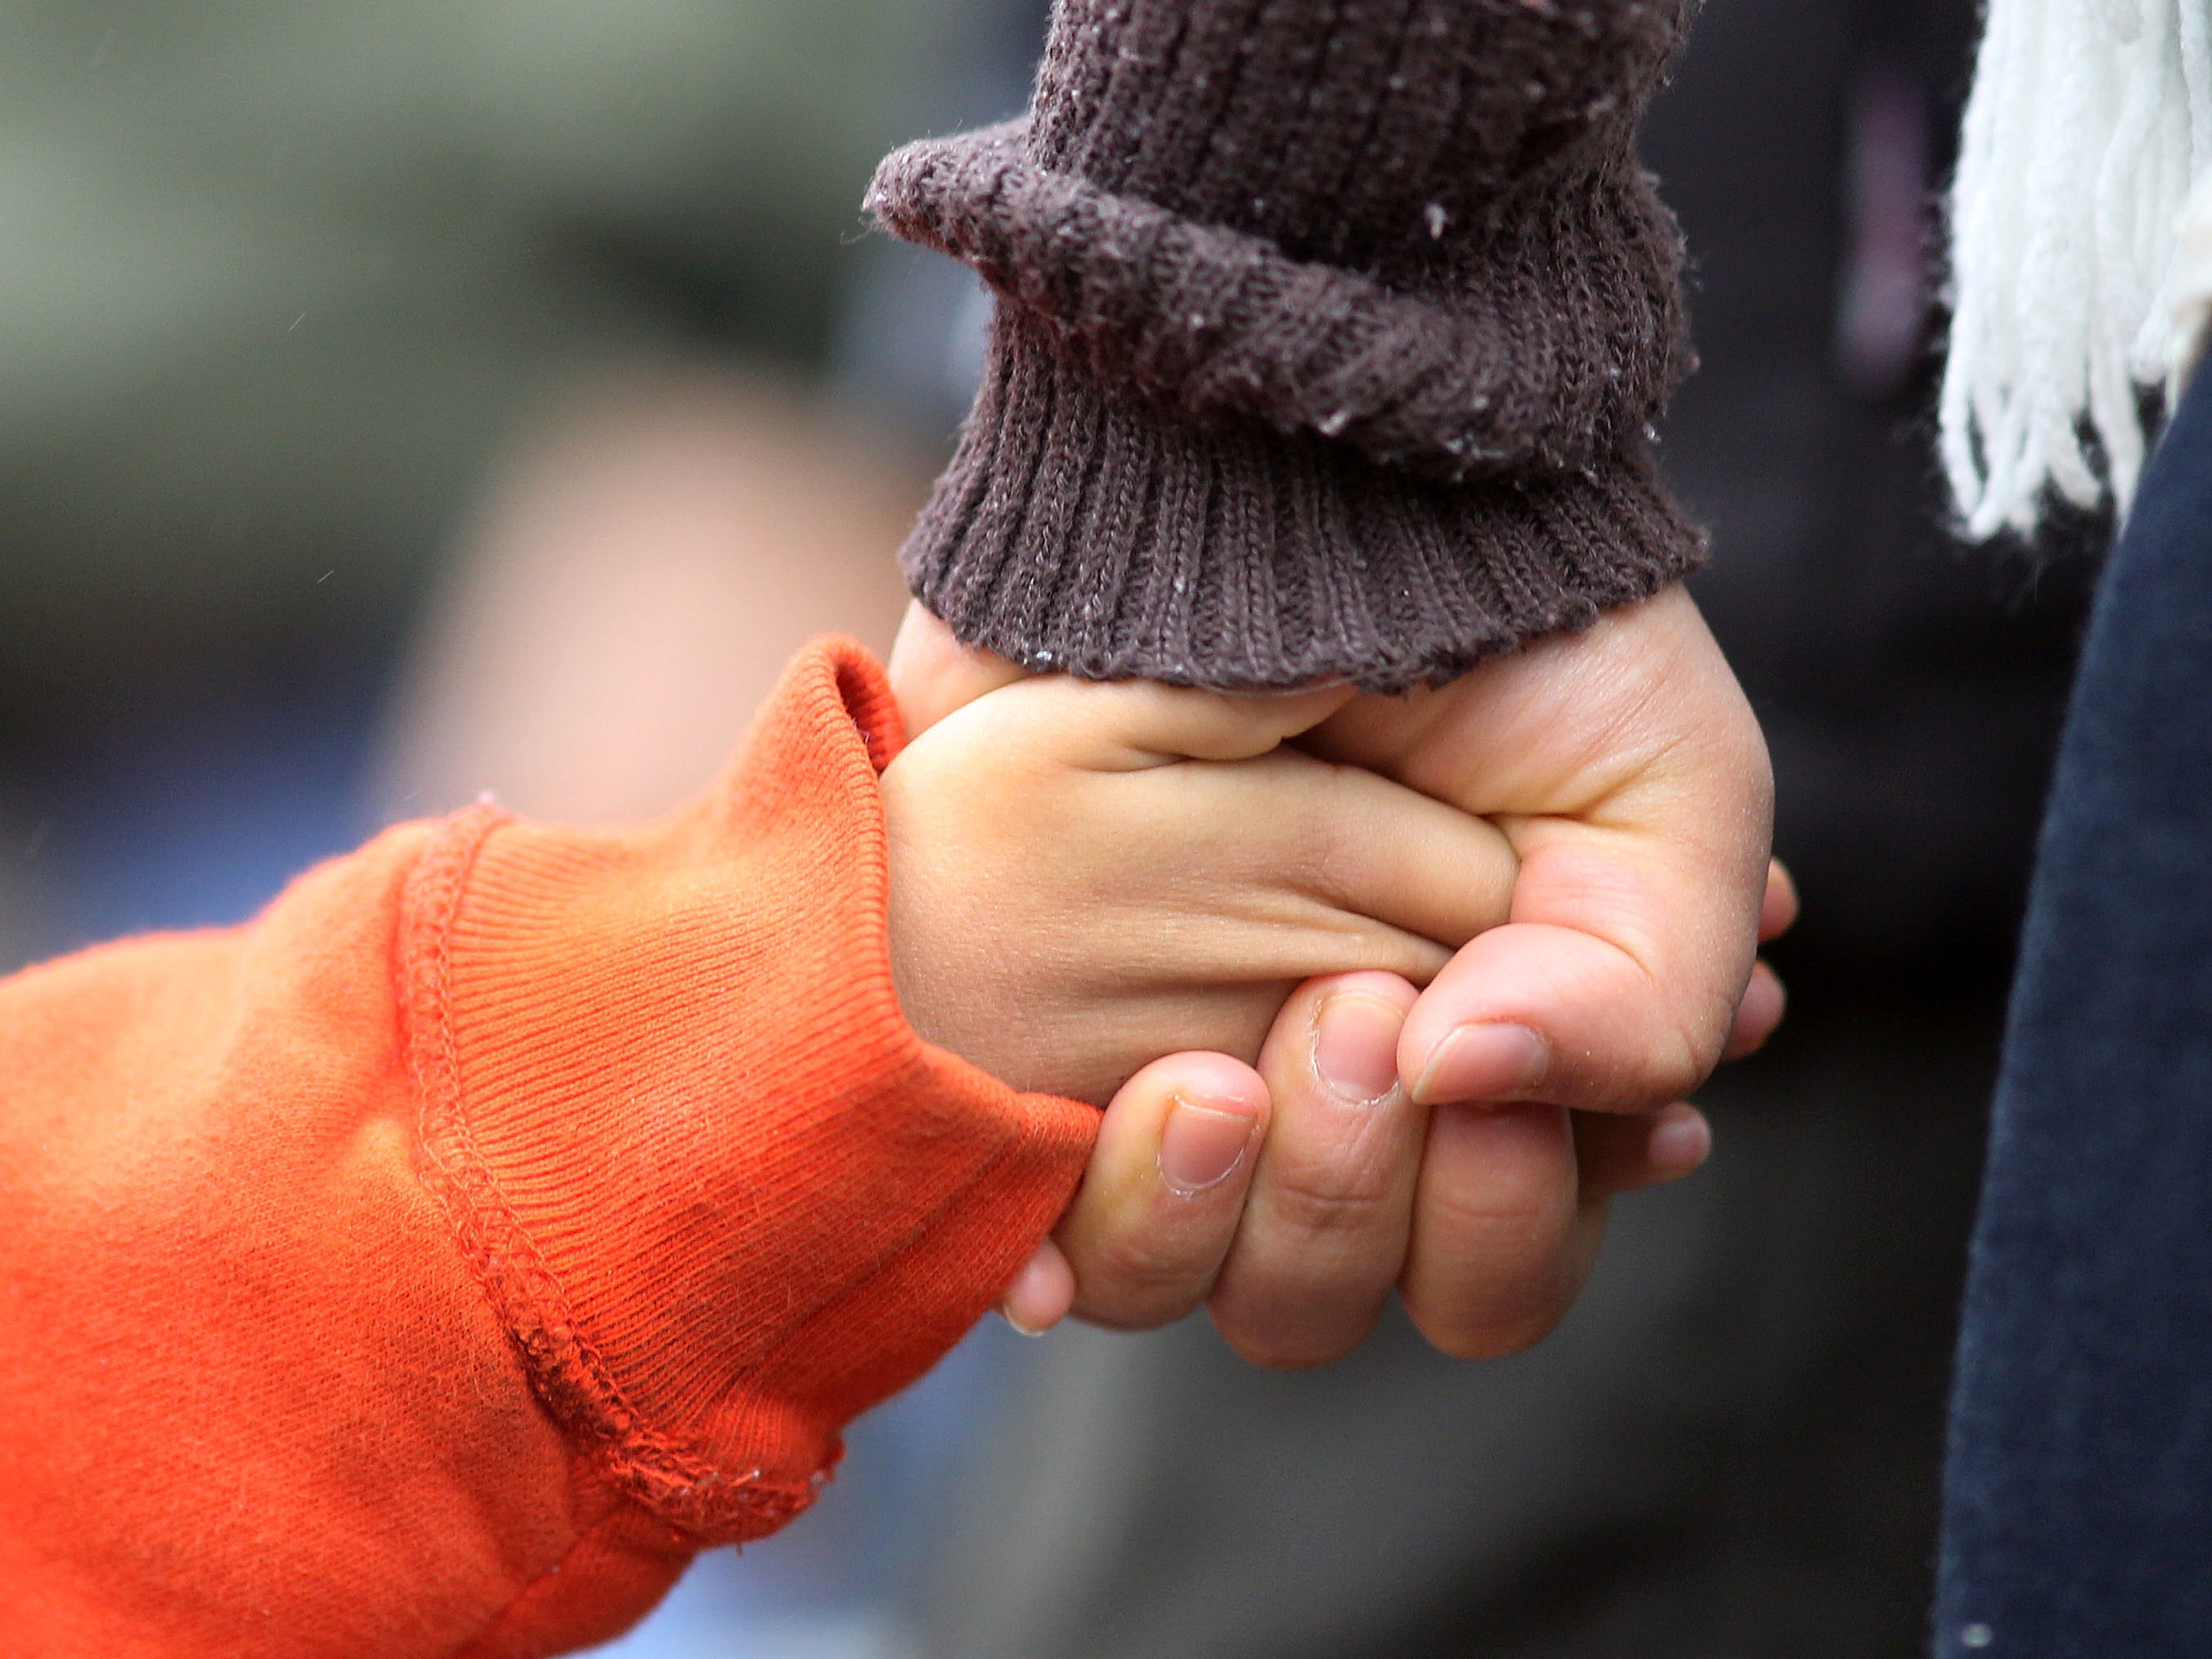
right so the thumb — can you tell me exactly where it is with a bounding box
[887,601,1028,738]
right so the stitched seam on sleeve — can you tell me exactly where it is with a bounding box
[398,806,813,1542]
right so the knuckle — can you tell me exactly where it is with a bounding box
[1071,1230,1212,1321]
[1413,1296,1568,1361]
[1279,821,1347,907]
[1211,1299,1376,1372]
[1402,1252,1577,1361]
[1420,1170,1574,1251]
[1573,1014,1714,1114]
[1399,1217,1579,1360]
[1656,998,1734,1098]
[1277,763,1371,896]
[1262,1155,1396,1240]
[1638,1038,1711,1111]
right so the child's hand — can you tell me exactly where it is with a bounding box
[881,674,1519,1107]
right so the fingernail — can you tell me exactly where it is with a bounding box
[998,1250,1067,1336]
[1647,1102,1712,1172]
[1411,1022,1549,1105]
[1159,1094,1259,1194]
[1313,993,1406,1103]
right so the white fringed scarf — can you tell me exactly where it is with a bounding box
[1942,0,2212,537]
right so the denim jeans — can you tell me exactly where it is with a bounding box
[1934,366,2212,1654]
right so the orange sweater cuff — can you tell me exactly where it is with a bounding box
[400,636,1096,1547]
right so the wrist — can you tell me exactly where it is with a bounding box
[401,637,1093,1545]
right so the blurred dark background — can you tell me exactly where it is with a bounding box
[0,0,983,970]
[0,1,2093,1655]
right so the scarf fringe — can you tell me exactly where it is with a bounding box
[1942,0,2212,537]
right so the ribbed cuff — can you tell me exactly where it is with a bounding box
[868,119,1682,484]
[902,310,1707,692]
[399,639,1096,1546]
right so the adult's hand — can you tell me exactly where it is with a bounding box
[1298,585,1772,1354]
[891,588,1780,1361]
[1307,584,1772,1113]
[997,868,1793,1352]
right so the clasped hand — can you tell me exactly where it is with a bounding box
[882,584,1784,1367]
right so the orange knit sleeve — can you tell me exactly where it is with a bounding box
[0,637,1096,1659]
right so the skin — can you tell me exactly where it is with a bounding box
[881,667,1525,1105]
[891,586,1790,1363]
[366,368,1785,1367]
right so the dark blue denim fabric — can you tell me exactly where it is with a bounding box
[1934,368,2212,1655]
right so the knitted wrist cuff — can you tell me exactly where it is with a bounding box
[868,118,1679,483]
[896,306,1705,692]
[867,0,1706,689]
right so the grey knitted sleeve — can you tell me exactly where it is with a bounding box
[867,0,1705,692]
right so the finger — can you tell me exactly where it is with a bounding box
[1761,859,1799,943]
[1309,587,1770,1119]
[999,1237,1076,1336]
[1722,960,1786,1060]
[1208,973,1428,1369]
[965,673,1359,770]
[892,603,1359,768]
[1398,822,1760,1113]
[1572,1102,1711,1201]
[886,601,1027,738]
[1397,1099,1586,1359]
[1164,752,1519,953]
[1055,1051,1271,1331]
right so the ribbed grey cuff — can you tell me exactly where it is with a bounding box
[901,310,1707,693]
[868,119,1680,484]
